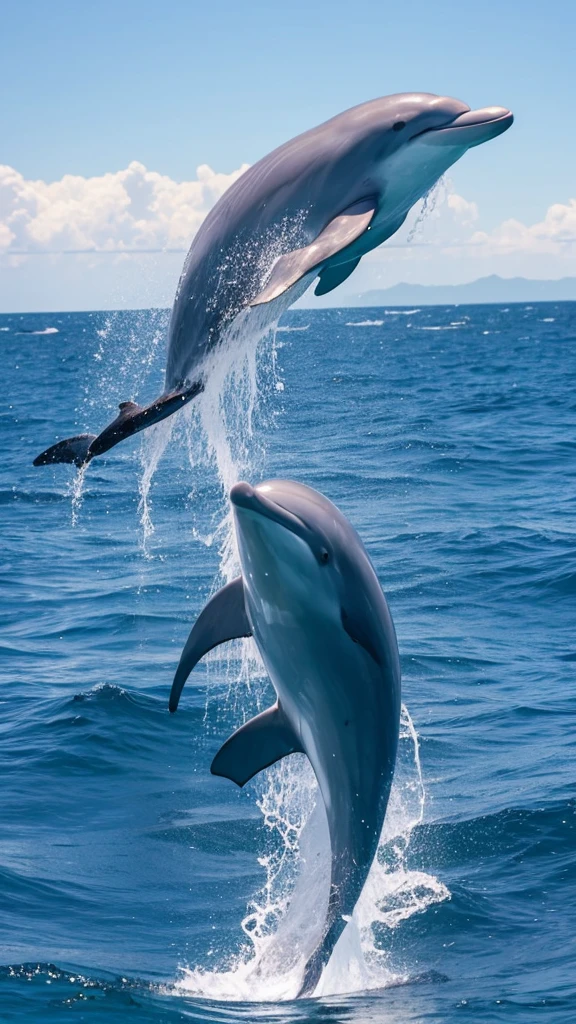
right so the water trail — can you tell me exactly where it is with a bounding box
[177,304,284,584]
[137,419,174,557]
[67,464,88,527]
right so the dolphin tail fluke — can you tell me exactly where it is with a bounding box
[33,380,204,468]
[32,433,98,468]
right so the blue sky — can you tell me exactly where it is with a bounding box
[1,0,575,310]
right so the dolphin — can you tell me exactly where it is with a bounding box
[34,93,513,470]
[168,479,402,997]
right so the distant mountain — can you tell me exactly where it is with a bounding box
[303,275,576,307]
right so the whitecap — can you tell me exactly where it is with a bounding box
[383,309,421,316]
[345,320,384,327]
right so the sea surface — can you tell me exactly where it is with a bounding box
[1,302,575,1022]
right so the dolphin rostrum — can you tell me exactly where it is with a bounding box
[34,94,513,470]
[168,479,402,996]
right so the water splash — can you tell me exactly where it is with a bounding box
[67,463,88,527]
[176,703,448,1001]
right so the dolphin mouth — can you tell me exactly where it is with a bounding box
[231,482,309,538]
[230,482,328,562]
[413,106,514,147]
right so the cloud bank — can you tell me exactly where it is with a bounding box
[0,161,249,254]
[0,161,574,311]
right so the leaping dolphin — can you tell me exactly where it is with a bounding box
[168,479,402,997]
[34,94,513,470]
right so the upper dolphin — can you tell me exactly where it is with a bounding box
[34,94,513,469]
[168,478,401,996]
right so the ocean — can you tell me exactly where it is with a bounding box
[1,302,575,1022]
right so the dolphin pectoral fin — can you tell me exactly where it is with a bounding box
[169,577,251,713]
[34,381,204,468]
[250,196,378,306]
[211,703,303,787]
[314,257,361,297]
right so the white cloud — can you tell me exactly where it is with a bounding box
[470,199,576,254]
[0,160,249,254]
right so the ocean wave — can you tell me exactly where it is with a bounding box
[0,488,70,505]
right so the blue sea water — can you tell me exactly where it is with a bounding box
[1,302,575,1022]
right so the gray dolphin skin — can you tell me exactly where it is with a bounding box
[34,93,513,469]
[168,479,402,996]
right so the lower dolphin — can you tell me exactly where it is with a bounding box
[169,479,401,996]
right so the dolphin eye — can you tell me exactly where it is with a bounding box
[393,120,406,132]
[319,548,330,565]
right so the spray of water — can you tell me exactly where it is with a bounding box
[406,176,449,244]
[64,310,169,523]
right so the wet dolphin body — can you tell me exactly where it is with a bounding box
[169,479,402,996]
[35,94,513,469]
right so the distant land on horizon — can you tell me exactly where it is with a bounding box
[302,275,576,308]
[2,275,576,317]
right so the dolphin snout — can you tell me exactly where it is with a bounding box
[230,481,255,508]
[418,105,513,147]
[449,106,512,127]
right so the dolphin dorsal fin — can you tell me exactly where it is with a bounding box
[169,577,252,712]
[211,703,303,787]
[250,196,377,306]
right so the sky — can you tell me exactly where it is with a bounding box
[1,0,575,311]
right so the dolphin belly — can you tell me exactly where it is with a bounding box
[251,595,399,994]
